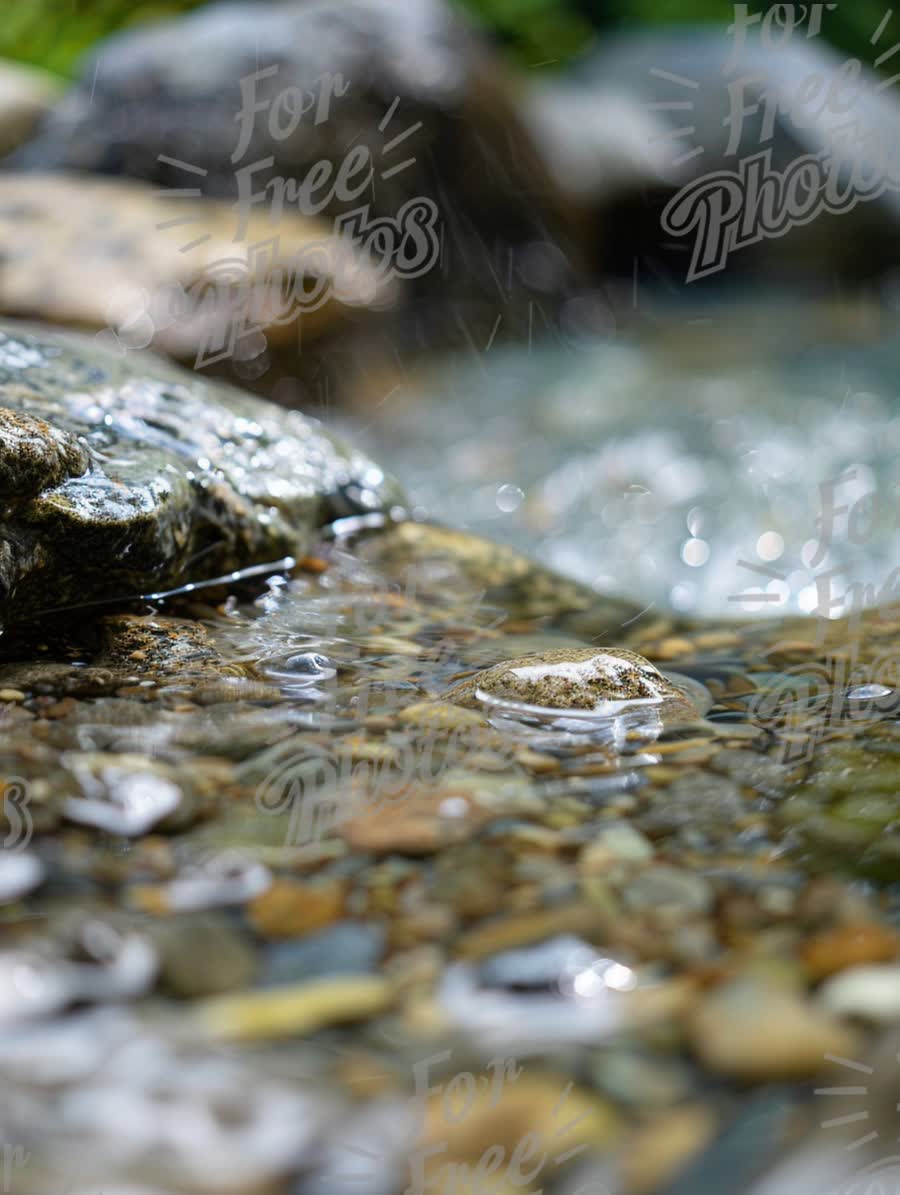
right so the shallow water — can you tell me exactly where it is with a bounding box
[1,496,900,1193]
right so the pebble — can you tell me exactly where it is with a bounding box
[164,852,272,912]
[0,950,72,1023]
[200,975,393,1040]
[259,922,386,986]
[693,632,741,650]
[643,772,744,836]
[623,866,714,918]
[248,880,346,938]
[709,749,795,798]
[398,701,485,729]
[152,916,257,998]
[478,934,601,990]
[413,1071,620,1192]
[819,964,900,1022]
[689,979,858,1079]
[0,851,45,904]
[802,923,900,979]
[446,647,692,712]
[649,638,694,661]
[0,689,25,702]
[341,785,489,854]
[580,824,655,870]
[63,764,182,837]
[620,1105,716,1194]
[454,905,601,961]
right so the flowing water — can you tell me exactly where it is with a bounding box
[3,306,900,1194]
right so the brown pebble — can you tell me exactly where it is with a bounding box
[341,785,489,854]
[693,631,741,650]
[689,979,858,1079]
[454,904,603,961]
[416,1073,620,1192]
[0,689,25,702]
[248,880,345,938]
[650,638,694,661]
[621,1105,716,1194]
[802,923,900,979]
[297,556,329,574]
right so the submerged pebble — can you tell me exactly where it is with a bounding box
[63,766,182,837]
[440,934,640,1052]
[0,851,45,903]
[689,979,858,1079]
[819,964,900,1022]
[163,852,272,912]
[259,923,386,987]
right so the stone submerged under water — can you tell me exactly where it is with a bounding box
[0,321,402,628]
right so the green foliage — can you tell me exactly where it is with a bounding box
[0,0,897,79]
[0,0,207,78]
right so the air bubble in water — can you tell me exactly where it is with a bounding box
[496,484,524,513]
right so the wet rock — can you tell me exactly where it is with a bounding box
[0,409,88,498]
[0,60,60,157]
[259,921,386,986]
[94,613,225,682]
[359,520,640,628]
[446,648,696,716]
[0,321,401,628]
[12,0,576,348]
[560,28,900,282]
[0,173,383,366]
[689,979,858,1080]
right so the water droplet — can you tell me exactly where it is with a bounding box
[496,484,524,513]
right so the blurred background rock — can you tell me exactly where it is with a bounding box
[2,0,900,618]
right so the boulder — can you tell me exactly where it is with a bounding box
[0,319,402,629]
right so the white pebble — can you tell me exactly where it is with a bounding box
[820,964,900,1023]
